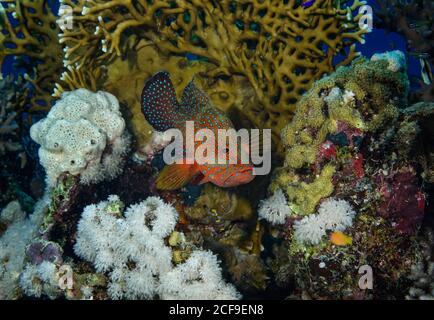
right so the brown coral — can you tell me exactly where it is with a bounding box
[57,0,367,148]
[0,0,63,113]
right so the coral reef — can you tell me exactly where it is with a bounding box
[293,198,356,245]
[272,50,409,216]
[160,250,241,300]
[374,0,433,102]
[55,0,368,148]
[258,188,291,225]
[0,197,49,299]
[74,195,240,300]
[0,75,28,158]
[30,89,130,186]
[0,0,432,302]
[262,51,430,299]
[0,0,63,111]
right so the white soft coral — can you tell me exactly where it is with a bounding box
[293,198,356,245]
[258,189,292,225]
[74,195,240,300]
[159,250,241,300]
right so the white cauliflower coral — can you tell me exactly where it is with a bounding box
[74,195,240,300]
[159,250,241,300]
[293,198,356,245]
[30,89,130,186]
[258,189,292,225]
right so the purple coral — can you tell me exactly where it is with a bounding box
[26,241,63,266]
[376,167,426,235]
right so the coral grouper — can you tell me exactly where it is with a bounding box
[141,71,255,190]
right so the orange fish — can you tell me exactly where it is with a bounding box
[141,71,255,190]
[330,231,353,246]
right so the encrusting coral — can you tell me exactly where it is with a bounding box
[55,0,368,148]
[271,51,409,216]
[0,0,63,112]
[30,89,130,186]
[261,51,430,299]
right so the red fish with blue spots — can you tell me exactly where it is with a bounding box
[141,71,255,190]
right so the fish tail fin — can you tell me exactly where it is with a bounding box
[156,163,198,190]
[141,71,180,131]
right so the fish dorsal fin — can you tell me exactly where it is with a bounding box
[141,71,180,131]
[179,80,210,117]
[156,163,199,190]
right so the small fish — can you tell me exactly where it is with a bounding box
[301,0,316,8]
[141,71,255,190]
[420,57,433,85]
[330,231,352,246]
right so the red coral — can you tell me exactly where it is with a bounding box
[317,141,337,161]
[352,154,365,179]
[376,167,425,235]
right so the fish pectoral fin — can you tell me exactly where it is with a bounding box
[190,172,210,185]
[156,163,198,190]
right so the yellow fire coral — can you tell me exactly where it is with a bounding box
[0,0,63,113]
[271,52,410,215]
[57,0,367,148]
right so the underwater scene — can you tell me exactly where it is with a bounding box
[0,0,433,302]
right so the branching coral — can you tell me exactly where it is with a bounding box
[57,0,368,147]
[0,0,63,112]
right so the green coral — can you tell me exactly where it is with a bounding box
[276,164,336,216]
[272,55,409,216]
